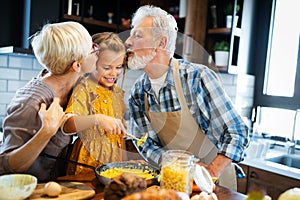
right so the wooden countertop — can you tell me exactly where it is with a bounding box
[56,172,246,200]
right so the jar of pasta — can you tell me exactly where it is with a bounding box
[160,150,197,195]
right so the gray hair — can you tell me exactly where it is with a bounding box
[131,5,178,57]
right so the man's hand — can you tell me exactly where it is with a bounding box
[196,154,232,178]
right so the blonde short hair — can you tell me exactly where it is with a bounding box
[31,21,92,75]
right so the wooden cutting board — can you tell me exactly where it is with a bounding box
[29,181,95,200]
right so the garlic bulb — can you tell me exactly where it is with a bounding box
[44,181,62,197]
[190,191,218,200]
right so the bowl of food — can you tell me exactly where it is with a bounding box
[0,174,37,200]
[95,162,160,186]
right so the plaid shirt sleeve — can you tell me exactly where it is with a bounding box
[193,66,250,162]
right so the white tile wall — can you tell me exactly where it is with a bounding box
[9,56,33,69]
[0,80,6,91]
[0,68,19,79]
[0,56,8,67]
[0,54,42,128]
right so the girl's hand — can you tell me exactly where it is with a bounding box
[97,114,126,135]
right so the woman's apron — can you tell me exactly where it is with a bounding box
[145,59,237,190]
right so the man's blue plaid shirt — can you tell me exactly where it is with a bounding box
[128,58,249,165]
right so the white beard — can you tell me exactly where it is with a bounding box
[127,51,156,70]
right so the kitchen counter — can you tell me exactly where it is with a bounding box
[241,143,300,180]
[56,172,247,200]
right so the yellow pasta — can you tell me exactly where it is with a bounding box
[137,133,148,147]
[100,167,155,179]
[161,165,192,193]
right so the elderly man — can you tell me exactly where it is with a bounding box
[125,5,249,190]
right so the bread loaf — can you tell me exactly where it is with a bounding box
[122,187,181,200]
[104,172,147,200]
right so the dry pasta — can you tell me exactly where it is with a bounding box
[161,165,192,193]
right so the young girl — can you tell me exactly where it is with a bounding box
[62,32,127,175]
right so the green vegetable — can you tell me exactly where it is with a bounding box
[246,191,272,200]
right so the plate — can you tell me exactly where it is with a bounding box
[29,182,95,200]
[95,162,160,186]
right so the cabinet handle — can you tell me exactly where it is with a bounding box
[250,171,258,178]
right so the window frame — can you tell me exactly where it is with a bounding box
[253,0,300,111]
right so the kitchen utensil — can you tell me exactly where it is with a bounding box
[0,174,37,200]
[193,165,214,194]
[29,181,95,199]
[125,133,148,147]
[160,150,197,195]
[95,161,160,186]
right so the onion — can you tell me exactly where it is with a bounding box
[278,188,300,200]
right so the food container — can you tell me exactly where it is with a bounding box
[0,174,37,200]
[193,165,215,194]
[95,162,160,186]
[160,150,197,194]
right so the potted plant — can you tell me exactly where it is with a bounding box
[224,2,240,28]
[213,41,229,67]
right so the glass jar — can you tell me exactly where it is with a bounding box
[160,150,197,195]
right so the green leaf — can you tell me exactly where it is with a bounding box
[224,2,240,15]
[213,41,229,51]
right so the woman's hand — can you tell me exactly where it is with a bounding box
[38,97,66,137]
[8,98,66,172]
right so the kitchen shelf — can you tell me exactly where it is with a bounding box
[205,0,244,74]
[63,14,82,21]
[208,28,231,35]
[61,0,181,34]
[63,14,129,31]
[207,27,241,37]
[83,17,129,31]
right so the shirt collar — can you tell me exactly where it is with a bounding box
[143,58,177,94]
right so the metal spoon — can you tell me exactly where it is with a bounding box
[125,133,148,147]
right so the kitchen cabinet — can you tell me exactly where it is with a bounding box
[237,164,300,199]
[205,0,243,73]
[0,0,61,48]
[236,163,248,194]
[60,0,140,34]
[60,0,182,35]
[205,0,255,74]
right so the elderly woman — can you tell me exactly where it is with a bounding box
[0,21,124,181]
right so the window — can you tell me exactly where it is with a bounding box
[253,0,300,140]
[264,0,300,97]
[254,107,300,140]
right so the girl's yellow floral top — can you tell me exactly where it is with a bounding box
[65,75,127,175]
